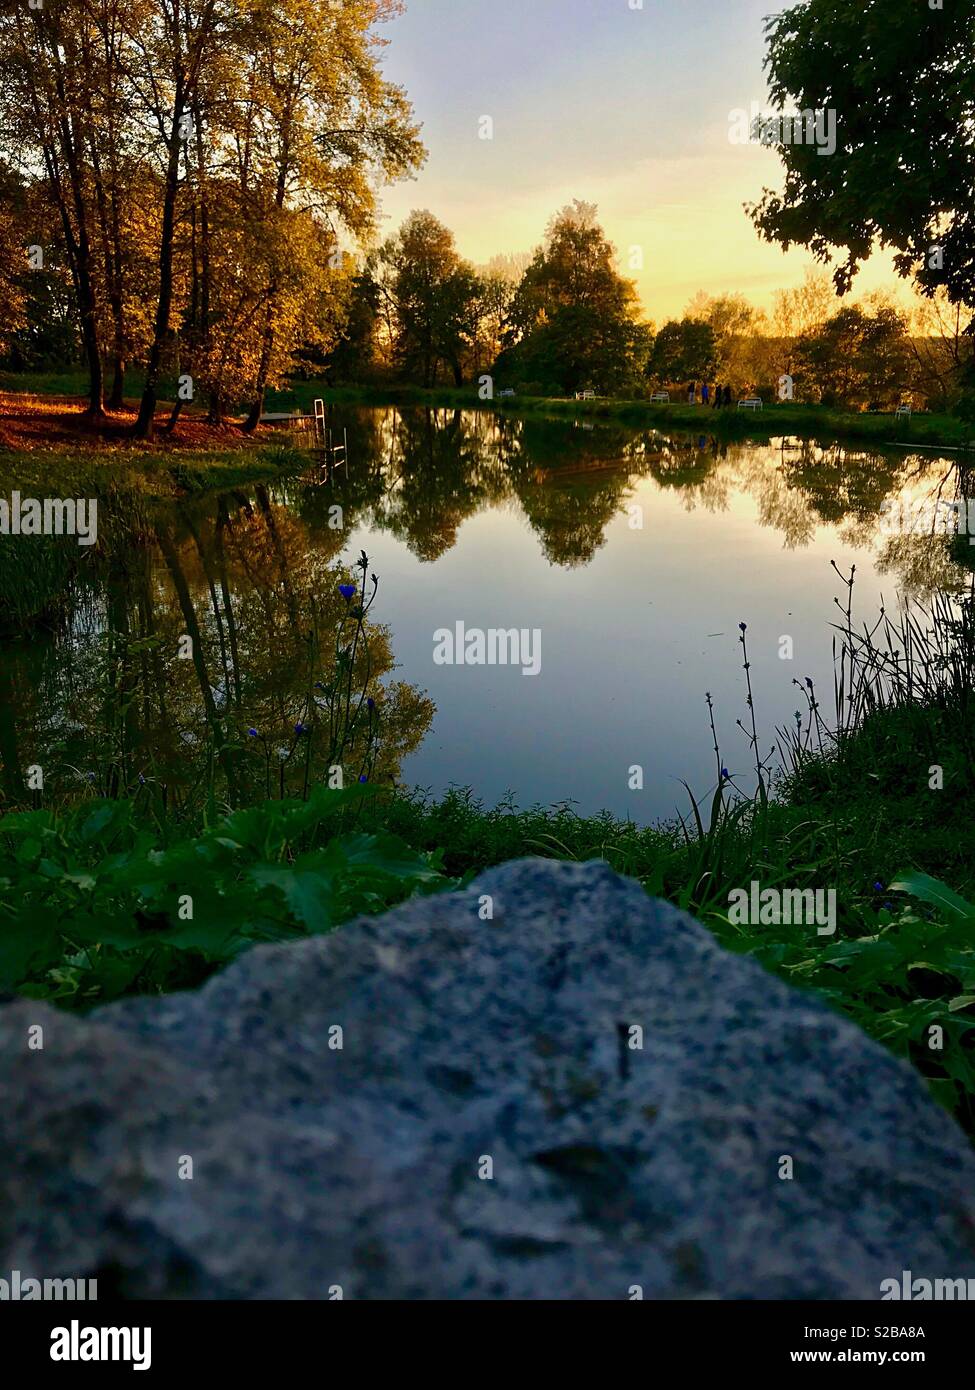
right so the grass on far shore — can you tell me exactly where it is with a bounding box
[4,368,972,453]
[303,382,975,452]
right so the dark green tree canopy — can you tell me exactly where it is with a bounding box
[647,319,718,385]
[379,210,481,387]
[500,201,647,395]
[749,0,975,308]
[794,303,913,410]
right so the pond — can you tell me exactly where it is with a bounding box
[0,407,967,823]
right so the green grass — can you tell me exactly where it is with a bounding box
[5,718,975,1130]
[0,785,452,1006]
[0,443,305,504]
[493,394,975,450]
[264,379,975,451]
[1,366,159,400]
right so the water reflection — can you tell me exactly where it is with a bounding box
[0,407,971,819]
[311,409,973,591]
[0,483,434,811]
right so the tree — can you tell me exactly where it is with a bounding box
[0,0,125,414]
[0,0,424,431]
[771,267,837,372]
[472,253,529,378]
[647,319,717,385]
[0,167,26,357]
[379,210,481,386]
[322,268,382,383]
[749,0,975,313]
[909,290,975,411]
[794,304,913,409]
[772,267,836,341]
[501,201,646,395]
[233,0,424,430]
[685,292,767,388]
[131,0,223,437]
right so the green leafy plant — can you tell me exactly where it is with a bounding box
[0,785,452,1007]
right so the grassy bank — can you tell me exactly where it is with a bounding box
[285,382,975,452]
[0,373,305,499]
[4,704,975,1132]
[6,369,972,451]
[0,443,302,498]
[4,583,975,1137]
[0,440,307,631]
[495,394,975,451]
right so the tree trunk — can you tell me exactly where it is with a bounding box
[135,86,185,439]
[164,398,184,433]
[48,33,105,417]
[243,306,275,431]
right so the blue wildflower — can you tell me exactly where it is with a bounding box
[339,584,356,601]
[247,728,258,738]
[359,774,368,784]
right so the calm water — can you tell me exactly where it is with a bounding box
[0,408,965,822]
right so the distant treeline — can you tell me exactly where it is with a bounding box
[2,2,974,425]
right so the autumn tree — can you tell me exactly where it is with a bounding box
[0,0,120,413]
[683,291,770,388]
[771,267,837,373]
[0,0,423,431]
[909,290,975,411]
[0,165,26,356]
[325,268,383,382]
[228,0,423,429]
[129,0,224,436]
[473,253,529,378]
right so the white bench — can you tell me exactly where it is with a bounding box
[575,389,597,400]
[895,404,912,417]
[650,391,670,403]
[498,388,516,399]
[737,398,763,411]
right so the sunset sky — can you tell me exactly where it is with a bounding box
[376,0,901,323]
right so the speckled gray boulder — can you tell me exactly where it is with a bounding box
[2,858,974,1299]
